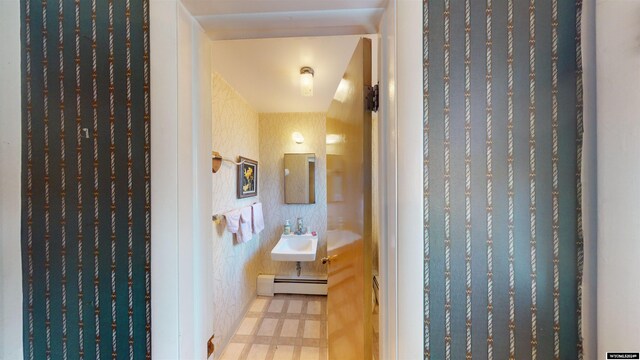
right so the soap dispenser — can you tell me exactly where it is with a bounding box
[283,219,291,235]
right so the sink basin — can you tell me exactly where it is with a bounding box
[271,234,318,262]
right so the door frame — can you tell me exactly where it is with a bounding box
[0,0,24,358]
[378,0,399,359]
[0,1,403,358]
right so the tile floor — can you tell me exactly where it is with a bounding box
[220,294,328,360]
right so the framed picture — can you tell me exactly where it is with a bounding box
[237,157,258,199]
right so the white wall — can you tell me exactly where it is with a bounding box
[0,0,24,358]
[151,1,213,358]
[193,12,214,360]
[596,0,640,356]
[581,0,598,358]
[177,4,214,359]
[378,0,398,358]
[395,0,424,359]
[150,1,180,357]
[177,6,196,356]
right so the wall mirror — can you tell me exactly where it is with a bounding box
[284,153,316,204]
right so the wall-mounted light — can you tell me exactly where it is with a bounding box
[292,132,305,144]
[211,151,248,174]
[211,151,223,173]
[300,66,314,97]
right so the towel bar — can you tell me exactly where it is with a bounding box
[212,202,258,224]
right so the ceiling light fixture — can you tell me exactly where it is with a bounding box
[300,66,314,97]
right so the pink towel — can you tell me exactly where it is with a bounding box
[252,203,265,235]
[224,209,241,234]
[238,206,254,243]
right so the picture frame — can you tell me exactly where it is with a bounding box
[237,157,258,199]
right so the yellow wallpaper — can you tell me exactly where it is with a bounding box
[211,72,261,352]
[258,113,328,276]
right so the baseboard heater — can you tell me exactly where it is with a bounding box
[257,274,327,296]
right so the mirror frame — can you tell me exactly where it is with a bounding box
[284,153,316,204]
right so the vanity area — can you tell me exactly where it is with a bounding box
[257,150,329,296]
[271,153,320,266]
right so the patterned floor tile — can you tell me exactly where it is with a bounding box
[220,295,328,360]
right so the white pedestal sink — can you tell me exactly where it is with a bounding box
[271,234,318,262]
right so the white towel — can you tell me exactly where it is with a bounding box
[224,209,241,234]
[252,203,265,235]
[238,206,254,243]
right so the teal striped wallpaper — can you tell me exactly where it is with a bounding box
[21,0,151,358]
[423,0,583,359]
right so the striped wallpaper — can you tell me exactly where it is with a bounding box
[20,0,151,358]
[423,0,583,359]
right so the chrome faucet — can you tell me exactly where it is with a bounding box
[295,217,304,235]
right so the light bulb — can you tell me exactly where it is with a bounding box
[300,67,314,97]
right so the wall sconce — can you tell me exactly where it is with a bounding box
[292,132,305,144]
[300,66,314,97]
[211,151,223,173]
[211,151,249,174]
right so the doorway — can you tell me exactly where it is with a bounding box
[180,2,393,358]
[208,35,378,359]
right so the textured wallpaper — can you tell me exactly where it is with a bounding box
[211,73,262,353]
[20,0,151,358]
[258,113,328,277]
[423,0,583,359]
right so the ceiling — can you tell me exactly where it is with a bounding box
[187,0,383,113]
[180,0,387,40]
[211,35,378,113]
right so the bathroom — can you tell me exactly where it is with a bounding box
[208,34,381,359]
